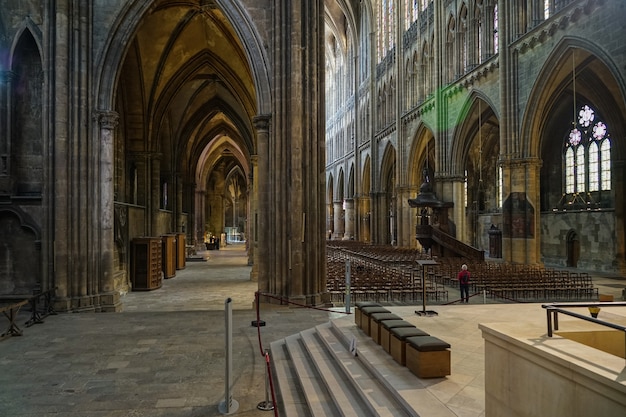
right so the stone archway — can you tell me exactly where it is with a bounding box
[566,230,580,268]
[92,0,272,303]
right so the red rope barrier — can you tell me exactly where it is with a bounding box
[257,292,352,314]
[265,351,279,417]
[252,291,352,416]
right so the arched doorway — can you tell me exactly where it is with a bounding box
[566,230,580,267]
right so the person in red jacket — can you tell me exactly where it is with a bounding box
[458,264,470,303]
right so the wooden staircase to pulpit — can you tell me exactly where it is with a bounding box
[417,224,484,261]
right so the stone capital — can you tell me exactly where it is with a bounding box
[95,110,120,130]
[253,114,271,132]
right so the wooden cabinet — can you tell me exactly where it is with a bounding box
[131,237,163,291]
[161,234,177,279]
[175,232,186,270]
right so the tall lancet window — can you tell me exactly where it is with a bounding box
[563,104,611,195]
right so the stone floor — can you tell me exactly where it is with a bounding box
[0,244,624,417]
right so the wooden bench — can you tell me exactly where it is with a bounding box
[368,312,401,344]
[405,335,451,378]
[1,300,28,338]
[389,327,430,365]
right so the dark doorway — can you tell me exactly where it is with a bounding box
[566,230,580,267]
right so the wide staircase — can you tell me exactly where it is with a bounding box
[270,316,456,417]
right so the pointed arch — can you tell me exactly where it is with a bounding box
[408,123,436,188]
[11,27,44,195]
[523,37,626,160]
[450,91,500,178]
[327,173,334,203]
[337,168,345,202]
[95,0,271,114]
[347,164,355,199]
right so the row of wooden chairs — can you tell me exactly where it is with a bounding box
[327,243,599,303]
[327,248,448,303]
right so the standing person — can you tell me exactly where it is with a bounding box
[458,264,470,303]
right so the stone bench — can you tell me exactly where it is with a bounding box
[368,312,402,344]
[380,320,416,353]
[405,335,451,378]
[354,301,381,328]
[389,327,430,366]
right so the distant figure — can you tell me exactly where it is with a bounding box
[457,264,470,303]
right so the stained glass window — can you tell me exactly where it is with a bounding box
[493,4,499,54]
[588,142,599,192]
[565,148,574,194]
[563,104,611,196]
[601,139,611,190]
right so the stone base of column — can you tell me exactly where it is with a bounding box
[53,293,122,312]
[98,292,122,312]
[250,264,259,281]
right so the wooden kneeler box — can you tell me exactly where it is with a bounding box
[358,306,390,335]
[405,336,451,378]
[389,327,430,365]
[354,302,381,328]
[368,313,401,344]
[380,320,416,353]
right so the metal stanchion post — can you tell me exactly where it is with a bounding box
[345,260,351,314]
[219,298,239,415]
[257,350,275,411]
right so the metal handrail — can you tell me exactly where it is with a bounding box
[542,301,626,337]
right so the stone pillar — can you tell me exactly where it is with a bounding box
[359,196,371,243]
[501,159,541,264]
[398,186,418,247]
[248,156,256,270]
[0,71,13,183]
[343,198,355,240]
[613,160,626,275]
[176,173,184,232]
[268,0,326,305]
[194,186,205,245]
[333,201,344,239]
[326,201,334,239]
[483,3,495,60]
[253,115,270,293]
[150,154,161,235]
[96,111,121,311]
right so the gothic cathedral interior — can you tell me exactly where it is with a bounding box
[0,0,624,312]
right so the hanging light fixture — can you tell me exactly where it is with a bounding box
[568,49,580,146]
[477,99,485,210]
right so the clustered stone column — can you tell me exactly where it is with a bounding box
[96,110,121,311]
[333,200,344,239]
[343,198,355,240]
[253,115,270,294]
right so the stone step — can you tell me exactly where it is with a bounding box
[269,338,312,417]
[271,316,458,417]
[282,333,340,416]
[298,327,377,417]
[329,318,457,417]
[312,322,413,417]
